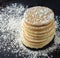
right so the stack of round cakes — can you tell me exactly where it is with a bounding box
[21,6,56,49]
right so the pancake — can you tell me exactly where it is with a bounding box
[23,30,55,43]
[24,19,54,27]
[23,28,56,38]
[22,29,55,41]
[22,23,55,35]
[22,34,54,48]
[21,6,56,49]
[23,6,54,26]
[22,19,54,31]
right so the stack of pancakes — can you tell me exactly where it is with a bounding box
[21,6,56,49]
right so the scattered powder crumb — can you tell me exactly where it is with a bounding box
[0,3,60,58]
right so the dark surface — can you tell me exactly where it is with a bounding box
[0,0,60,15]
[0,0,60,58]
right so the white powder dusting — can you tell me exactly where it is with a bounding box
[0,3,60,58]
[24,6,54,25]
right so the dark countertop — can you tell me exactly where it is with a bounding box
[0,0,60,15]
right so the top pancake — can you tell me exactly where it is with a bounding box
[23,6,54,26]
